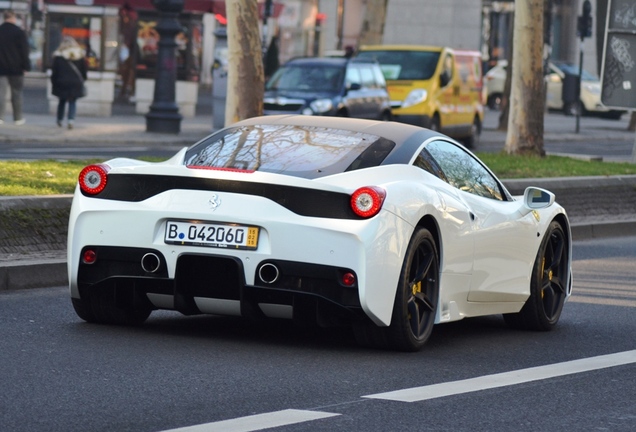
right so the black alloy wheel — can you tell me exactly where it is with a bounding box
[504,221,569,331]
[352,228,439,352]
[388,228,439,351]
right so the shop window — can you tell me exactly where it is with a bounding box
[135,12,202,82]
[46,12,118,72]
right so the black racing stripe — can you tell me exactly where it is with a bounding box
[84,174,362,219]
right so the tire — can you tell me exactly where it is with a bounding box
[380,110,392,121]
[353,228,439,352]
[429,114,441,132]
[389,228,439,351]
[563,101,581,116]
[488,93,502,110]
[504,221,568,331]
[463,116,481,149]
[74,288,151,326]
[72,297,97,323]
[602,110,623,120]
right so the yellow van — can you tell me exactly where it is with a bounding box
[356,45,484,148]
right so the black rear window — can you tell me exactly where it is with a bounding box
[185,124,395,179]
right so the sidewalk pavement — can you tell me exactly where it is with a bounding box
[0,110,214,147]
[0,105,635,152]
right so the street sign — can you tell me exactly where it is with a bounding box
[600,0,636,109]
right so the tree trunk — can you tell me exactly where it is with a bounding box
[358,0,388,46]
[225,0,264,126]
[505,0,545,156]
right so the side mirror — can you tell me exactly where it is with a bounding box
[348,82,362,91]
[523,187,555,209]
[440,71,450,87]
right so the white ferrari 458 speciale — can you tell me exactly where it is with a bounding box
[68,115,572,351]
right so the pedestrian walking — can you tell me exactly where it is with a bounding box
[50,36,87,129]
[0,10,31,125]
[264,35,280,82]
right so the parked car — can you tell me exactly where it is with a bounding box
[68,115,572,352]
[484,60,507,110]
[356,45,484,148]
[546,61,625,119]
[263,57,392,120]
[485,60,625,119]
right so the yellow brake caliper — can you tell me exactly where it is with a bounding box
[540,256,552,299]
[412,281,422,296]
[408,281,422,320]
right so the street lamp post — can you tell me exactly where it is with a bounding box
[145,0,184,134]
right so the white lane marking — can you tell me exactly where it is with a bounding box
[159,409,340,432]
[159,351,636,431]
[364,350,636,402]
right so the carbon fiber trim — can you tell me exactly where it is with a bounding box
[83,174,362,219]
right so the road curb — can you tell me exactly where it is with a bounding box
[0,259,66,291]
[570,220,636,241]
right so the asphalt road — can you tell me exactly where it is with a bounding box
[1,236,634,432]
[4,130,633,161]
[2,137,630,161]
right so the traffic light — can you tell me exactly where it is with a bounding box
[577,0,593,40]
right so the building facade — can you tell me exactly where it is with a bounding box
[1,0,601,116]
[313,0,598,74]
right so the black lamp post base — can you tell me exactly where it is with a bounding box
[145,0,185,134]
[146,109,183,134]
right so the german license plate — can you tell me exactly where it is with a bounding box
[165,220,259,250]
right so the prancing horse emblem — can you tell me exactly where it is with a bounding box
[208,194,221,210]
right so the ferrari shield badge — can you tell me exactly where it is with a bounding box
[208,194,221,210]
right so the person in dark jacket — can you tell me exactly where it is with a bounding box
[50,36,87,129]
[264,35,280,82]
[0,10,31,125]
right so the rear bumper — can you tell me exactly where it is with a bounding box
[75,246,363,320]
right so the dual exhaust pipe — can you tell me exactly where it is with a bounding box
[141,253,280,284]
[141,253,161,274]
[258,263,280,284]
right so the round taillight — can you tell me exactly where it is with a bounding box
[342,272,356,287]
[79,164,110,195]
[350,186,386,218]
[82,249,97,264]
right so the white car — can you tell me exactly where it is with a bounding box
[484,60,507,110]
[485,59,624,119]
[546,61,625,119]
[68,115,572,351]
